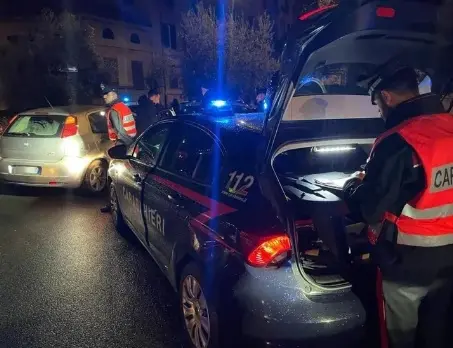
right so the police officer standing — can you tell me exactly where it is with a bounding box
[101,83,137,145]
[100,83,137,212]
[344,67,453,348]
[255,88,267,112]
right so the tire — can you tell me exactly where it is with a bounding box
[109,182,128,236]
[179,263,221,348]
[83,160,108,194]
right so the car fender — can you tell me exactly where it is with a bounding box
[169,232,232,291]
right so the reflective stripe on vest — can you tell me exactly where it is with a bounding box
[122,113,137,137]
[371,113,453,247]
[385,211,453,247]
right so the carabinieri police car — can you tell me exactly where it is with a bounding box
[106,1,453,347]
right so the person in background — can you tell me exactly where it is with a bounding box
[343,67,453,348]
[100,83,137,212]
[149,88,164,117]
[255,88,267,112]
[135,89,163,135]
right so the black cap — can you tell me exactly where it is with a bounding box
[100,83,116,95]
[358,65,417,96]
[256,87,267,95]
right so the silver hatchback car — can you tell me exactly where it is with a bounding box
[0,105,112,193]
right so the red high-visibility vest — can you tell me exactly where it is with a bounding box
[106,102,137,141]
[369,113,453,247]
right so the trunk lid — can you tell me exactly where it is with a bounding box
[0,112,69,162]
[262,0,453,157]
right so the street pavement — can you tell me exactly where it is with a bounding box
[0,186,183,348]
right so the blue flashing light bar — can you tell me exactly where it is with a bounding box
[123,97,130,103]
[211,100,227,108]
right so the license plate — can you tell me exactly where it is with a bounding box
[12,166,40,175]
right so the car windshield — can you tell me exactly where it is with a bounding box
[274,143,372,176]
[5,115,66,138]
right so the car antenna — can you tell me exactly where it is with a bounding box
[44,96,54,109]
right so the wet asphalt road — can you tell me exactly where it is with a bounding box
[0,186,183,348]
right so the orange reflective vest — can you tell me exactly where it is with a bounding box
[106,102,137,141]
[369,113,453,247]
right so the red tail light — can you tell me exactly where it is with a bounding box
[61,115,78,138]
[376,7,395,18]
[299,5,337,21]
[241,232,292,267]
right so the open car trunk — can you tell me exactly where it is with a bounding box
[274,138,375,288]
[260,0,453,291]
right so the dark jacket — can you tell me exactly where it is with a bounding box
[135,99,163,135]
[344,94,453,271]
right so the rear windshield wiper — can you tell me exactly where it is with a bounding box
[7,132,31,137]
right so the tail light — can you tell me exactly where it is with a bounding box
[376,7,395,18]
[299,5,337,21]
[61,115,78,138]
[241,232,292,268]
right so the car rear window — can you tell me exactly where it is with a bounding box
[5,115,66,138]
[295,63,430,97]
[88,111,108,134]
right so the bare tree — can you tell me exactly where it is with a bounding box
[145,54,178,106]
[180,2,279,99]
[318,0,337,7]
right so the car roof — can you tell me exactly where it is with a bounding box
[19,105,105,116]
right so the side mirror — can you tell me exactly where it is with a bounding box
[108,144,128,159]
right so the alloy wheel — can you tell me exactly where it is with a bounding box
[89,165,107,192]
[181,275,210,348]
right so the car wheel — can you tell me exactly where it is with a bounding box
[109,183,128,235]
[180,263,220,348]
[83,160,108,194]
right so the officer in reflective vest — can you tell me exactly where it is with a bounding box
[344,67,453,348]
[100,84,137,213]
[101,84,137,145]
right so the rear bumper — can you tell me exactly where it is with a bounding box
[0,157,90,188]
[233,263,366,343]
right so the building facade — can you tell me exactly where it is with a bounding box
[0,0,186,107]
[0,0,302,108]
